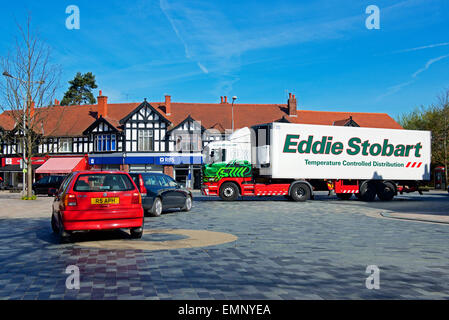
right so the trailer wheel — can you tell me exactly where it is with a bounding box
[359,181,377,202]
[336,193,352,200]
[219,182,239,201]
[376,181,395,201]
[290,183,311,202]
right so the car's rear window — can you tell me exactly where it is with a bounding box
[73,174,135,192]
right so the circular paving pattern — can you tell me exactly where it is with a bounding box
[78,229,238,251]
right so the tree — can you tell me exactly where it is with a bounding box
[398,90,449,185]
[60,72,98,106]
[0,16,61,198]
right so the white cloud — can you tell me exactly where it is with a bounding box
[379,54,449,100]
[412,54,449,78]
[394,42,449,53]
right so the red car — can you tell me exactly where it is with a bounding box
[51,171,144,243]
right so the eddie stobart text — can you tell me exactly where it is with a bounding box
[283,134,423,158]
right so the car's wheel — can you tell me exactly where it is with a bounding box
[58,218,71,244]
[336,193,352,200]
[219,182,240,201]
[290,183,311,202]
[130,228,143,239]
[130,219,144,239]
[359,181,377,202]
[150,197,163,217]
[376,181,396,201]
[181,195,192,212]
[51,213,59,234]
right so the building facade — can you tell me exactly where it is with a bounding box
[0,91,403,189]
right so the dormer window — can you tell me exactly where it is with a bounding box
[95,134,116,152]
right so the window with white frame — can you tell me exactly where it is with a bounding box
[175,132,201,152]
[59,138,72,153]
[95,134,116,152]
[138,130,153,151]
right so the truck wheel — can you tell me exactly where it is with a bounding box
[290,183,311,202]
[359,181,377,202]
[219,182,239,201]
[376,181,395,201]
[337,193,352,200]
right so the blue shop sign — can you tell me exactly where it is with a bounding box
[154,156,203,165]
[89,155,203,165]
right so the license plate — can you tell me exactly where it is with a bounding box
[91,197,119,205]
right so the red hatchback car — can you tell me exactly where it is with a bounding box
[51,171,144,243]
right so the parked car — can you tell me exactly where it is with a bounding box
[129,172,193,217]
[51,171,144,243]
[33,175,66,196]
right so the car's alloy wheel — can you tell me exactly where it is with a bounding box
[150,197,163,217]
[182,196,192,212]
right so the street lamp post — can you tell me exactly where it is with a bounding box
[2,71,44,196]
[231,96,237,133]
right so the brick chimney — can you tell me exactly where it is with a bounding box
[288,93,297,117]
[220,96,224,103]
[165,95,171,115]
[29,101,35,119]
[224,96,228,104]
[54,99,60,106]
[97,90,108,118]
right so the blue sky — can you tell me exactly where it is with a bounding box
[0,0,448,119]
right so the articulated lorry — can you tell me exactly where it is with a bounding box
[201,122,431,201]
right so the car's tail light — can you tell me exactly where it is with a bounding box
[138,174,147,196]
[131,192,141,204]
[63,193,77,207]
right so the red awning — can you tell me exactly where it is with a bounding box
[35,157,87,174]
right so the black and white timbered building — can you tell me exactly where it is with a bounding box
[2,90,389,189]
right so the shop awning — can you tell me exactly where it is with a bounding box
[0,164,41,172]
[35,157,87,174]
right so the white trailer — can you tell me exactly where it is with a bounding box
[202,122,431,201]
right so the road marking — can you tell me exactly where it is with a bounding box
[77,229,238,251]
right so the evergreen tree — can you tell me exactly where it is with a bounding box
[61,72,98,105]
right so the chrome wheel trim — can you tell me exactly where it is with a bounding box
[155,199,162,215]
[296,186,305,197]
[223,187,234,197]
[185,197,192,210]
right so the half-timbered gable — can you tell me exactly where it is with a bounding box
[166,115,206,153]
[119,101,170,153]
[83,117,122,152]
